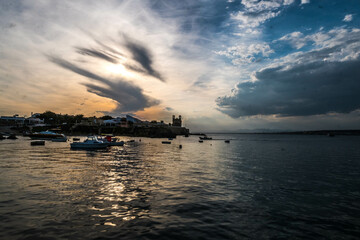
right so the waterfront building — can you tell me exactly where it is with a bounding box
[172,115,182,127]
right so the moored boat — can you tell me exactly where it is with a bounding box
[7,134,17,139]
[162,141,171,144]
[199,135,212,140]
[101,136,125,146]
[29,131,66,140]
[70,136,108,149]
[51,137,67,142]
[31,140,45,146]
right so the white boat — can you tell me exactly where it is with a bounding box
[70,136,109,149]
[29,131,65,140]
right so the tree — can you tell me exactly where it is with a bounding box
[100,115,114,120]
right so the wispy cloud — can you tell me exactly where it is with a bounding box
[75,47,120,64]
[215,42,274,64]
[343,14,353,22]
[300,0,310,5]
[123,35,165,82]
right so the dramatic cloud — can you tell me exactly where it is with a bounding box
[49,56,160,112]
[123,36,165,82]
[217,28,360,117]
[75,47,120,64]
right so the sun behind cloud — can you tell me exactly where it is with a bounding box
[105,64,131,77]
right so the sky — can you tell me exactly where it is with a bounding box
[0,0,359,132]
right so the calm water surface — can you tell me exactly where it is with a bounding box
[0,134,360,239]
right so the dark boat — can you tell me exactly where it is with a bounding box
[162,141,171,144]
[199,136,212,140]
[199,140,204,143]
[31,140,45,146]
[225,140,230,143]
[7,134,17,139]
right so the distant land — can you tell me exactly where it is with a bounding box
[0,111,189,138]
[203,130,360,136]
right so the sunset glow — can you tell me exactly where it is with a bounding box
[0,0,359,131]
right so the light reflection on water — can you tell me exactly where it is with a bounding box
[0,135,360,239]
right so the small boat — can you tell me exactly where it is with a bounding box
[70,136,108,149]
[73,137,80,141]
[199,140,203,143]
[199,136,212,140]
[168,138,173,140]
[7,134,17,139]
[29,131,66,140]
[51,137,67,142]
[31,140,45,146]
[108,139,125,146]
[225,140,230,143]
[162,141,171,144]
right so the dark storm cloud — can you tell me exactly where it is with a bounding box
[48,56,160,112]
[217,56,360,118]
[75,47,119,64]
[123,36,165,82]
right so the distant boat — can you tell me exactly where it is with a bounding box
[7,134,17,139]
[73,137,80,141]
[199,136,212,140]
[168,138,173,140]
[199,140,203,143]
[162,141,171,144]
[70,136,108,149]
[31,140,45,146]
[51,137,67,142]
[29,131,65,140]
[225,140,230,143]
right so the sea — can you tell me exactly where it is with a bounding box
[0,134,359,239]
